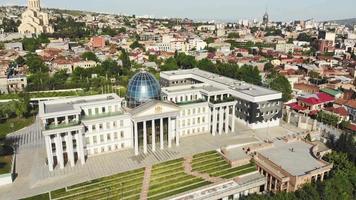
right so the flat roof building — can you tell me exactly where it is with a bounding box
[248,138,333,192]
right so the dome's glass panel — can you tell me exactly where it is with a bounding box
[127,71,161,108]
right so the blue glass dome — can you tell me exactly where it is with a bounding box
[127,71,161,108]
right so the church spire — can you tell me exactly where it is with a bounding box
[28,0,41,11]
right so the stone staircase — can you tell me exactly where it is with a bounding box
[140,165,152,200]
[183,156,224,183]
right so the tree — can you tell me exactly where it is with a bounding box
[237,65,262,85]
[22,38,40,52]
[204,37,215,44]
[98,59,120,77]
[81,52,99,62]
[160,57,178,71]
[176,53,196,69]
[120,49,131,69]
[197,58,217,73]
[15,56,26,66]
[207,47,216,53]
[269,75,292,102]
[309,71,320,79]
[297,33,312,42]
[129,40,144,49]
[0,18,20,32]
[264,62,274,72]
[50,70,69,90]
[227,32,240,38]
[25,53,49,74]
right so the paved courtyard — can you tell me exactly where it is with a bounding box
[0,118,305,200]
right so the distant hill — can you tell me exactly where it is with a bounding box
[327,18,356,27]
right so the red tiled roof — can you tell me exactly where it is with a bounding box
[299,92,335,105]
[347,123,356,132]
[324,107,349,117]
[287,102,307,111]
[309,110,319,116]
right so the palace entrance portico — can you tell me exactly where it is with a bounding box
[130,101,180,155]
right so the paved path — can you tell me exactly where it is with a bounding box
[140,166,152,200]
[183,156,224,183]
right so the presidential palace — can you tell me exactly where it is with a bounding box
[39,68,282,171]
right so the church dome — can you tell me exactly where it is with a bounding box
[126,71,161,108]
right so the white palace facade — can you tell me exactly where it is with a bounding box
[39,68,282,171]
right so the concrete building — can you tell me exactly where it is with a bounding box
[249,138,333,192]
[39,69,282,171]
[170,172,266,200]
[18,0,54,34]
[0,75,27,94]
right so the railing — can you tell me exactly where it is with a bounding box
[45,121,81,130]
[175,99,206,105]
[82,111,123,120]
[210,97,235,104]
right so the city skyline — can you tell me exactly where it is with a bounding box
[2,0,356,22]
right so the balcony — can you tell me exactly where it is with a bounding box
[82,111,124,120]
[175,99,206,106]
[45,121,81,130]
[210,96,236,104]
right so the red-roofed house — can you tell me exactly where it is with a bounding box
[89,36,106,48]
[287,92,335,115]
[324,107,349,121]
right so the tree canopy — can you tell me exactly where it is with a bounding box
[81,52,99,62]
[269,75,292,102]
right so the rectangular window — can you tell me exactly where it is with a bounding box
[92,125,96,131]
[93,136,97,144]
[100,135,104,142]
[114,132,118,139]
[120,120,124,127]
[106,122,110,129]
[107,133,111,141]
[120,131,124,138]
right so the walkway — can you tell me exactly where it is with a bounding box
[183,156,224,183]
[140,166,152,200]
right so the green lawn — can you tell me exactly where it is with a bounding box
[21,151,257,200]
[192,151,257,179]
[148,158,211,200]
[21,168,145,200]
[0,116,35,139]
[0,145,13,175]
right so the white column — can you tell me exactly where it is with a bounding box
[212,108,217,136]
[160,118,164,149]
[54,118,58,125]
[232,105,236,132]
[65,116,69,124]
[45,135,54,171]
[143,121,147,154]
[225,106,229,133]
[55,134,64,169]
[168,117,172,148]
[76,130,85,165]
[66,132,75,167]
[152,120,156,152]
[134,122,138,155]
[219,107,224,135]
[175,117,179,146]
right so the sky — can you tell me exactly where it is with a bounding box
[2,0,356,22]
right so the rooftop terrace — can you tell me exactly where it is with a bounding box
[257,140,326,176]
